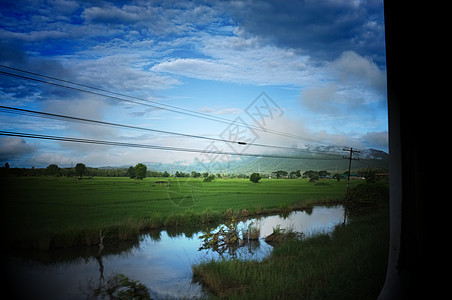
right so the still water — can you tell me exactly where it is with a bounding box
[7,205,344,299]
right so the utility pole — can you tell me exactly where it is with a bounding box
[343,147,360,208]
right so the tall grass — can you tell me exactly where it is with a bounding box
[192,210,389,299]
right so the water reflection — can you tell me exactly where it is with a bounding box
[251,205,345,238]
[6,205,344,299]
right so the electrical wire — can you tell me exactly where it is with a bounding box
[0,65,347,147]
[0,130,344,160]
[0,65,387,157]
[0,105,346,156]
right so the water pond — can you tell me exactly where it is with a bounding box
[6,205,344,299]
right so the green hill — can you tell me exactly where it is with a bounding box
[145,148,389,175]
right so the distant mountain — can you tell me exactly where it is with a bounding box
[142,148,388,175]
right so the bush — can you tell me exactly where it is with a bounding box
[249,172,261,183]
[203,174,216,182]
[349,182,389,203]
[309,174,320,182]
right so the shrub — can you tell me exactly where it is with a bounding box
[349,182,389,203]
[309,174,320,182]
[250,172,261,183]
[203,174,216,182]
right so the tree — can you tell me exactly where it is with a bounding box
[318,170,330,178]
[203,174,216,182]
[127,166,135,179]
[250,172,261,183]
[191,171,201,178]
[289,170,301,179]
[134,163,147,180]
[162,171,170,177]
[46,164,60,176]
[303,170,318,179]
[148,171,162,177]
[75,163,86,179]
[272,170,288,179]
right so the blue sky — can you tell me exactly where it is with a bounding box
[0,0,387,168]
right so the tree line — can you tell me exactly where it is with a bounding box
[0,163,134,178]
[271,170,333,180]
[1,162,387,183]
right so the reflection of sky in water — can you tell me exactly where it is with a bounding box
[7,205,344,299]
[249,205,345,237]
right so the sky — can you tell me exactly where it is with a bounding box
[0,0,388,169]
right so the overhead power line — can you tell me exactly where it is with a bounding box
[0,105,344,156]
[0,130,344,161]
[0,65,346,147]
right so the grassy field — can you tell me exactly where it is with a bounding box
[2,176,353,249]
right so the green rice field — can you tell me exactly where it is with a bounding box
[2,176,353,249]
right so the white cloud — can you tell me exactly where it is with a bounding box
[42,97,117,140]
[82,5,144,24]
[152,58,237,82]
[328,51,386,94]
[28,152,73,167]
[361,131,388,149]
[152,34,318,86]
[0,137,35,160]
[67,55,181,94]
[0,28,70,42]
[299,51,386,118]
[299,83,341,114]
[198,107,243,115]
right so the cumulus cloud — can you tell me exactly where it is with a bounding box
[361,131,388,149]
[71,56,181,93]
[328,51,386,94]
[152,34,317,86]
[299,83,341,114]
[83,5,145,25]
[152,58,236,81]
[0,137,35,160]
[81,1,222,37]
[300,51,386,115]
[42,96,117,140]
[28,152,73,167]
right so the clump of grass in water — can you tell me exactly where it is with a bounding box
[264,225,303,246]
[242,222,261,241]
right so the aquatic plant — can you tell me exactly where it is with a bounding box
[198,216,244,257]
[264,225,303,246]
[242,222,260,241]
